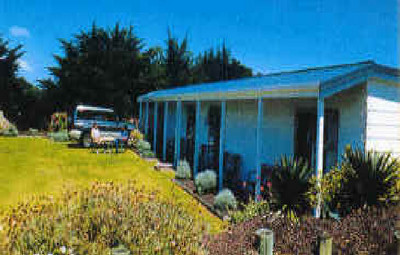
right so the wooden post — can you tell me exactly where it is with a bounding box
[219,100,226,191]
[318,232,332,255]
[315,95,325,218]
[153,102,158,153]
[162,101,168,161]
[395,217,400,255]
[255,228,273,255]
[145,101,149,137]
[193,100,201,178]
[256,97,263,201]
[138,101,142,131]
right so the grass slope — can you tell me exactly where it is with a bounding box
[0,137,223,233]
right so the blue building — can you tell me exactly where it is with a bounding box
[137,60,400,211]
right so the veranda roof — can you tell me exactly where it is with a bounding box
[137,61,399,102]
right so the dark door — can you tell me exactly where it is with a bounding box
[295,111,316,167]
[183,104,196,170]
[205,105,221,171]
[295,109,339,170]
[156,103,164,158]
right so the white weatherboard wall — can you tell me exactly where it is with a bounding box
[326,85,367,158]
[224,99,294,179]
[366,79,400,158]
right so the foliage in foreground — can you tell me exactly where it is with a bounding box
[205,205,400,255]
[229,199,270,224]
[270,156,313,218]
[1,181,206,255]
[308,147,400,217]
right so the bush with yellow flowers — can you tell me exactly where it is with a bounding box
[0,181,206,254]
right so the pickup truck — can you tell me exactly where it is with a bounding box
[69,105,135,148]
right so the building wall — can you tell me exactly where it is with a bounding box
[326,84,367,158]
[365,79,400,158]
[154,84,368,178]
[224,99,294,179]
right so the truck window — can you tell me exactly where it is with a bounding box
[76,110,116,122]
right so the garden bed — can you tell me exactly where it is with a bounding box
[204,206,400,255]
[174,178,228,220]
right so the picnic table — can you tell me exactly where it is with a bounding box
[94,136,126,153]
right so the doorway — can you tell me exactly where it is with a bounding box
[182,104,196,171]
[199,104,221,172]
[295,109,339,171]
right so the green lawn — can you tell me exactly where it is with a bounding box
[0,137,223,233]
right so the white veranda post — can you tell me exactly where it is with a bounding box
[138,101,142,131]
[255,97,263,201]
[145,101,149,137]
[315,95,325,218]
[162,102,168,161]
[218,101,226,191]
[174,100,182,167]
[193,100,201,179]
[153,102,158,153]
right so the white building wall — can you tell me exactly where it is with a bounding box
[326,85,367,158]
[365,79,400,158]
[224,99,294,179]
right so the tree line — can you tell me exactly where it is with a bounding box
[1,23,252,130]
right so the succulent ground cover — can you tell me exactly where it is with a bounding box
[204,206,400,255]
[0,137,223,232]
[1,181,208,254]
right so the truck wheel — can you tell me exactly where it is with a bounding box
[82,132,91,148]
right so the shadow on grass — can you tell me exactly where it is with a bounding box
[67,143,85,149]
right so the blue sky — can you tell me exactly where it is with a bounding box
[0,0,398,84]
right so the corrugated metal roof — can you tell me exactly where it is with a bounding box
[138,60,396,101]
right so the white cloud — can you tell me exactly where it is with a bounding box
[9,26,30,38]
[18,59,33,72]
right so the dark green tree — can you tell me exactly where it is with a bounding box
[165,30,192,87]
[48,23,147,117]
[0,37,24,121]
[192,42,252,84]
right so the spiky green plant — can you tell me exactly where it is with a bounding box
[336,146,399,215]
[270,156,313,218]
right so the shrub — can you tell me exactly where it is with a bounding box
[176,160,192,179]
[129,129,144,148]
[0,125,18,137]
[140,150,155,158]
[326,147,399,216]
[214,189,237,211]
[270,156,313,218]
[136,139,151,151]
[48,131,69,142]
[195,170,217,195]
[136,140,154,158]
[307,167,343,218]
[1,181,205,255]
[308,147,400,217]
[28,128,39,136]
[229,199,270,224]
